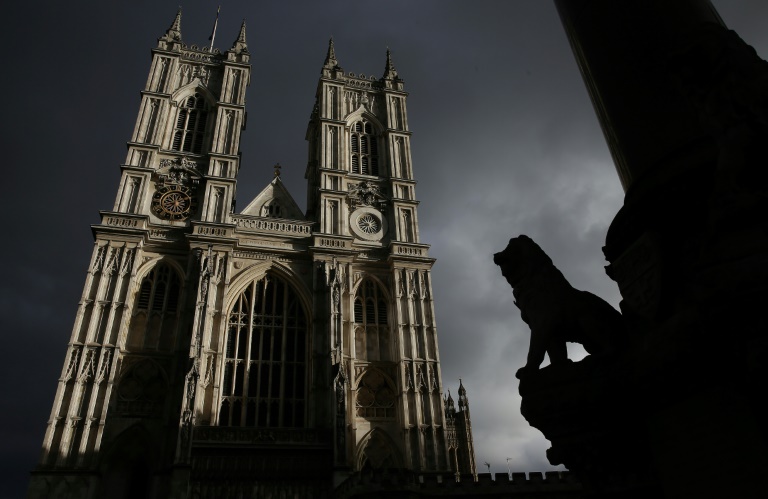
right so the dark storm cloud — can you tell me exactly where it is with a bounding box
[2,1,767,496]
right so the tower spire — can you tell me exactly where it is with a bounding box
[323,37,340,70]
[445,390,456,417]
[458,378,468,410]
[383,47,399,79]
[231,19,248,53]
[160,7,183,43]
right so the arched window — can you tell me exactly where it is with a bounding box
[354,279,390,361]
[219,274,307,428]
[350,120,379,176]
[261,200,281,218]
[128,263,182,352]
[171,93,209,154]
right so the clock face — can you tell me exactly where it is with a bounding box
[350,207,387,241]
[151,184,197,220]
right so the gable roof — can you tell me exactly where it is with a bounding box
[239,176,304,220]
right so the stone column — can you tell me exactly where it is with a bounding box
[554,0,724,192]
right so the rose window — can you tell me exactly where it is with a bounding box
[356,369,395,418]
[115,360,167,416]
[350,207,387,241]
[358,214,380,234]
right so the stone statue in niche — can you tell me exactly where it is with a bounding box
[493,235,624,379]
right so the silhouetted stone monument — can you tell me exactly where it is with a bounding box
[493,235,624,378]
[499,1,768,498]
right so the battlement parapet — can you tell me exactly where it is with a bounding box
[335,469,582,497]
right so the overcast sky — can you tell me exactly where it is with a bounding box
[2,1,767,497]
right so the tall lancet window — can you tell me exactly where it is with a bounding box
[172,93,209,154]
[127,263,182,352]
[220,275,308,428]
[354,279,390,362]
[350,121,379,176]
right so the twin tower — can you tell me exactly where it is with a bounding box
[29,10,475,498]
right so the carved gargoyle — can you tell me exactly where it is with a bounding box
[493,235,624,379]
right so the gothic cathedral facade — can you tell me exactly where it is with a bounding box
[29,10,475,498]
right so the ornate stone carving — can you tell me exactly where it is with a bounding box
[94,348,112,385]
[347,180,387,209]
[157,157,201,183]
[197,246,214,304]
[77,347,97,384]
[416,365,426,389]
[202,353,214,389]
[405,363,414,390]
[429,365,438,392]
[92,245,107,272]
[63,346,81,383]
[334,360,348,463]
[397,269,407,297]
[104,247,120,276]
[119,248,135,277]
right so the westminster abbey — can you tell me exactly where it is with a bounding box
[28,9,476,498]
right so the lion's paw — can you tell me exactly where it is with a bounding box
[515,366,538,380]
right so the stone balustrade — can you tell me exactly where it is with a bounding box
[232,215,313,237]
[390,242,430,258]
[100,212,146,230]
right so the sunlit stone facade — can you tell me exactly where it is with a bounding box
[28,10,474,499]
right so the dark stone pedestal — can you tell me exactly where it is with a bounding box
[520,271,768,498]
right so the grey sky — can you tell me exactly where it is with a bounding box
[2,1,766,497]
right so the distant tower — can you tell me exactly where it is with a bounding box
[445,380,477,475]
[28,12,474,498]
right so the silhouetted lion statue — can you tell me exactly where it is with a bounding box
[493,235,624,379]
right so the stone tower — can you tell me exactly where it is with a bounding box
[28,12,474,498]
[305,38,461,477]
[444,380,477,476]
[28,10,255,499]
